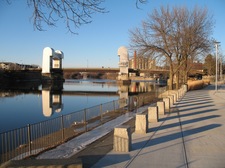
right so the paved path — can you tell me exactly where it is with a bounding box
[92,84,225,168]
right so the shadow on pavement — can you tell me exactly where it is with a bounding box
[159,115,220,130]
[160,108,218,121]
[132,124,221,149]
[83,154,131,168]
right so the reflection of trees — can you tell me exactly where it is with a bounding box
[0,81,41,97]
[118,82,163,109]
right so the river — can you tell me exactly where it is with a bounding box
[0,79,163,133]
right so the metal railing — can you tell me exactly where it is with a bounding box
[0,87,167,165]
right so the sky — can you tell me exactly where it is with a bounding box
[0,0,224,68]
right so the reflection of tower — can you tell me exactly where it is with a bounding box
[118,84,129,108]
[42,89,63,117]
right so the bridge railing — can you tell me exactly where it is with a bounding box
[0,87,167,165]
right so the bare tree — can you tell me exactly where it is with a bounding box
[5,0,147,34]
[129,5,213,90]
[204,54,216,75]
[178,7,213,84]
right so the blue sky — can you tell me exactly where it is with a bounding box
[0,0,224,68]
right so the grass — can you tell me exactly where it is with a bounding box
[187,79,210,91]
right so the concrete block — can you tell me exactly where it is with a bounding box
[176,91,179,101]
[177,89,181,100]
[168,95,174,106]
[148,106,158,123]
[179,88,184,98]
[157,101,165,115]
[113,125,131,152]
[172,93,177,103]
[135,114,148,134]
[183,84,188,93]
[163,97,170,112]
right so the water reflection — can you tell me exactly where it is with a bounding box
[117,81,164,108]
[129,82,156,93]
[0,79,166,133]
[0,81,41,97]
[42,83,64,117]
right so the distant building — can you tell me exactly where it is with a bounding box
[129,51,156,70]
[191,61,203,73]
[0,62,40,70]
[0,62,11,70]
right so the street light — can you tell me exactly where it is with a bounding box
[214,41,220,92]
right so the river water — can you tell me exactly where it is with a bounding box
[0,79,162,133]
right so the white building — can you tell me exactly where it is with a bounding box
[42,47,64,74]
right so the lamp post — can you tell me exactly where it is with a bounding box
[220,56,223,81]
[214,41,220,92]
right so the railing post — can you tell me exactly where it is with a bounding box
[27,124,31,155]
[113,100,116,113]
[127,97,130,112]
[100,104,103,123]
[84,109,87,132]
[61,115,65,141]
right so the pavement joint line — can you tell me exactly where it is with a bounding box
[123,113,170,168]
[124,94,189,167]
[213,92,225,100]
[175,96,189,168]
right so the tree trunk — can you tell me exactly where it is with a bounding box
[168,64,174,90]
[176,71,179,90]
[183,57,188,84]
[184,63,188,84]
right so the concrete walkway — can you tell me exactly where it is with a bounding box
[92,84,225,168]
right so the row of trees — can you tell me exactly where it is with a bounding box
[129,6,214,90]
[204,54,225,76]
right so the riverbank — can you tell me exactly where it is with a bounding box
[4,84,225,167]
[0,70,41,84]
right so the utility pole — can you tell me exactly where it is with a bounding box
[214,41,220,92]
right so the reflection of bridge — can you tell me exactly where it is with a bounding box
[63,68,169,74]
[62,90,118,96]
[63,68,119,73]
[0,90,118,97]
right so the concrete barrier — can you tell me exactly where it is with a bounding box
[148,106,158,123]
[173,92,177,103]
[183,84,188,92]
[113,125,131,152]
[157,101,165,115]
[177,89,181,99]
[179,88,184,98]
[163,97,170,112]
[176,91,179,101]
[168,95,174,106]
[135,114,148,134]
